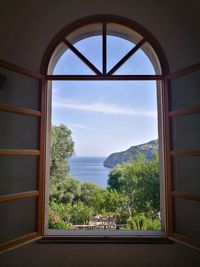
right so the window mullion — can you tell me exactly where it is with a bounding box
[63,39,102,76]
[107,38,146,76]
[102,22,107,75]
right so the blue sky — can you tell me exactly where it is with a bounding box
[52,36,158,157]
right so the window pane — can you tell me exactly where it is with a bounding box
[52,80,158,161]
[114,48,155,75]
[174,198,200,241]
[74,36,102,73]
[0,198,37,243]
[170,71,200,111]
[107,35,134,72]
[172,157,200,195]
[0,67,40,110]
[50,80,160,231]
[0,111,39,149]
[171,113,200,150]
[106,23,143,72]
[0,156,38,195]
[53,46,95,75]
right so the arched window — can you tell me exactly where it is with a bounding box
[1,15,199,253]
[43,16,168,236]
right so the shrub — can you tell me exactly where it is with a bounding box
[49,209,72,230]
[126,213,161,230]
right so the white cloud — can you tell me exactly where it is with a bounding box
[52,99,157,118]
[69,123,91,130]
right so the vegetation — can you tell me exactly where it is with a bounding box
[108,153,160,217]
[49,124,161,231]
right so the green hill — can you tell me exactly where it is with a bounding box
[104,139,158,168]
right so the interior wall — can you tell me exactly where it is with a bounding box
[0,241,200,267]
[0,0,199,265]
[0,0,199,72]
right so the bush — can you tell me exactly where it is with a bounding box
[49,209,72,230]
[126,213,161,230]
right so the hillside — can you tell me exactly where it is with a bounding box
[104,139,158,168]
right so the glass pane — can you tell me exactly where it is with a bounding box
[0,156,38,195]
[174,198,200,241]
[74,35,102,73]
[53,46,95,75]
[0,111,39,149]
[0,198,37,243]
[172,157,200,195]
[0,67,40,110]
[107,35,134,72]
[170,71,200,111]
[114,48,155,75]
[52,81,158,162]
[50,80,160,231]
[171,113,200,150]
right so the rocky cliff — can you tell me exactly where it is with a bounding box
[104,139,158,168]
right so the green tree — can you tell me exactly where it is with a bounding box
[90,187,107,215]
[70,201,94,225]
[125,212,161,230]
[104,189,128,223]
[80,182,103,207]
[49,200,72,230]
[50,176,81,204]
[108,153,159,217]
[49,124,75,201]
[50,124,74,181]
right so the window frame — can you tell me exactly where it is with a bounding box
[41,15,170,241]
[0,59,45,253]
[1,15,199,254]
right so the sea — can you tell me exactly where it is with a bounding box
[68,157,111,188]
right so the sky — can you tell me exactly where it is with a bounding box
[52,36,158,157]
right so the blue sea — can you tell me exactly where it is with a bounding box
[68,157,111,188]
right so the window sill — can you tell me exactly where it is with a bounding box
[38,230,173,244]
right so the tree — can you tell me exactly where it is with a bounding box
[108,153,159,217]
[49,124,75,201]
[50,124,75,181]
[69,201,94,225]
[125,212,161,230]
[49,201,72,230]
[104,189,128,223]
[79,182,103,207]
[50,176,81,204]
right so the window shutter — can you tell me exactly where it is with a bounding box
[0,60,46,254]
[165,63,200,250]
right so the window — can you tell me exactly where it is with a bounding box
[0,15,199,254]
[45,17,166,236]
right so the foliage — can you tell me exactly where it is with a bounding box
[49,126,160,230]
[50,176,81,204]
[49,124,75,201]
[104,189,129,222]
[50,124,74,181]
[79,182,103,207]
[108,152,160,217]
[125,213,161,230]
[69,201,94,225]
[49,200,94,226]
[49,201,72,230]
